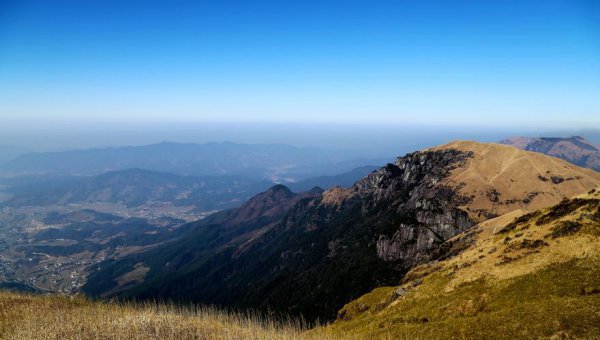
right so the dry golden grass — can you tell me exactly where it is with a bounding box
[320,186,352,207]
[325,189,600,339]
[432,141,600,221]
[437,190,600,291]
[0,291,342,340]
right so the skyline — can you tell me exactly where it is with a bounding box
[1,0,599,128]
[0,120,598,155]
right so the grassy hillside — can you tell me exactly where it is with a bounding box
[324,188,600,339]
[500,136,600,172]
[8,188,599,339]
[0,291,326,339]
[432,140,600,221]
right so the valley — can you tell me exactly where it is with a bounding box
[0,205,192,293]
[0,143,379,297]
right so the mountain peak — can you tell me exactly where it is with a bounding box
[268,184,294,195]
[431,140,600,221]
[223,184,318,226]
[238,184,294,212]
[308,186,325,194]
[499,136,600,171]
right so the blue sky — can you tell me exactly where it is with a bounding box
[1,0,599,128]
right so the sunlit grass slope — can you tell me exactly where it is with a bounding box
[0,291,331,340]
[324,188,600,339]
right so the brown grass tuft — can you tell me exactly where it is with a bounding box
[0,291,339,339]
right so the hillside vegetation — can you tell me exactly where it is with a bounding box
[431,140,600,221]
[325,188,600,339]
[83,141,600,322]
[6,188,600,340]
[0,291,329,339]
[4,142,600,339]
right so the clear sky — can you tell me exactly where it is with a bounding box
[1,0,599,128]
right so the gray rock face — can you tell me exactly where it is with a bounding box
[394,287,408,296]
[346,149,475,265]
[376,205,473,263]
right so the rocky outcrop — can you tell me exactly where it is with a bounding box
[347,149,474,264]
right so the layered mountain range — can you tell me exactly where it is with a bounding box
[3,168,273,212]
[0,141,386,182]
[500,136,600,171]
[82,141,600,321]
[2,166,379,214]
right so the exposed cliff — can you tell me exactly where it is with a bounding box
[327,188,600,339]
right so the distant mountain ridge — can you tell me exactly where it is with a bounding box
[287,165,378,192]
[3,165,382,212]
[82,141,600,321]
[0,141,387,181]
[499,136,600,171]
[0,145,29,165]
[4,168,273,212]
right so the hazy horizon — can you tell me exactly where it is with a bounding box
[2,0,599,132]
[1,122,599,160]
[1,1,599,157]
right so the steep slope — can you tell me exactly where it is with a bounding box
[500,136,600,171]
[327,188,600,339]
[83,185,322,296]
[83,142,600,322]
[287,165,379,192]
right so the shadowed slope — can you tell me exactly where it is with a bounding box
[327,188,600,339]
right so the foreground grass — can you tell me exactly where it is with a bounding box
[0,291,330,340]
[4,195,599,339]
[324,196,600,339]
[326,259,600,339]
